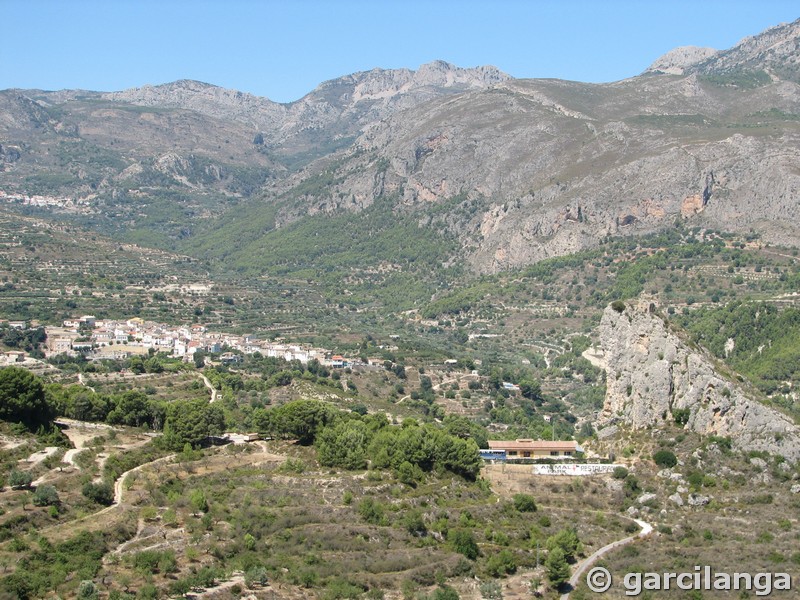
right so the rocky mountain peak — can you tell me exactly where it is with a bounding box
[414,60,510,87]
[644,46,718,75]
[308,61,510,107]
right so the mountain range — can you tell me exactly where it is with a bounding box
[1,18,799,275]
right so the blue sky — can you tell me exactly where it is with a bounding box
[3,1,797,103]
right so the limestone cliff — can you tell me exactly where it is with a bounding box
[596,301,800,462]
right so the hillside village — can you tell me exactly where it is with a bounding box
[0,189,94,214]
[39,315,347,366]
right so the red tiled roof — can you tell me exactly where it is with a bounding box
[488,439,579,451]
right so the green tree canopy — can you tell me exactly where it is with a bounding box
[252,399,336,445]
[368,421,481,480]
[546,527,582,561]
[653,449,678,468]
[107,390,163,428]
[8,468,33,489]
[315,419,370,470]
[512,493,537,512]
[162,399,225,450]
[545,546,571,587]
[32,484,60,506]
[443,414,489,449]
[0,366,54,428]
[449,528,479,560]
[82,481,113,505]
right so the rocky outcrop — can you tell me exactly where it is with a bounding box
[596,301,800,462]
[0,143,21,164]
[680,194,705,217]
[645,46,718,75]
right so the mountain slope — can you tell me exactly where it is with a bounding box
[228,65,800,273]
[101,62,509,163]
[689,18,800,83]
[1,21,799,275]
[644,19,800,80]
[0,62,508,243]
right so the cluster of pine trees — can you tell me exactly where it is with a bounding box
[252,399,482,480]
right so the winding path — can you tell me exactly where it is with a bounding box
[197,372,218,402]
[560,518,653,599]
[77,372,96,393]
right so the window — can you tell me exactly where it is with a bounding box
[508,451,517,456]
[550,451,559,456]
[564,451,572,456]
[523,452,531,457]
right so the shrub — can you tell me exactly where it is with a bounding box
[479,581,503,599]
[131,550,162,574]
[244,533,256,550]
[32,484,60,506]
[485,549,517,577]
[653,449,678,468]
[672,408,690,425]
[244,566,269,587]
[611,300,626,313]
[431,585,460,600]
[300,570,319,588]
[624,474,640,496]
[278,457,306,474]
[403,510,427,537]
[546,527,582,561]
[136,583,158,599]
[322,577,365,599]
[358,498,386,526]
[612,466,629,479]
[449,529,479,560]
[686,470,704,489]
[512,493,537,512]
[189,489,209,514]
[76,580,98,600]
[538,515,552,528]
[82,481,114,505]
[397,460,423,486]
[8,469,32,489]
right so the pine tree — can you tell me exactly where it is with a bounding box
[545,546,571,588]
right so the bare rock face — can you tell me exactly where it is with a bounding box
[645,46,718,75]
[0,142,21,164]
[688,19,800,82]
[596,301,800,463]
[680,194,705,217]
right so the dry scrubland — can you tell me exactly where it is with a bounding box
[2,416,798,600]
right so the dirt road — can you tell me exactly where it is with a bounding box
[560,518,653,599]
